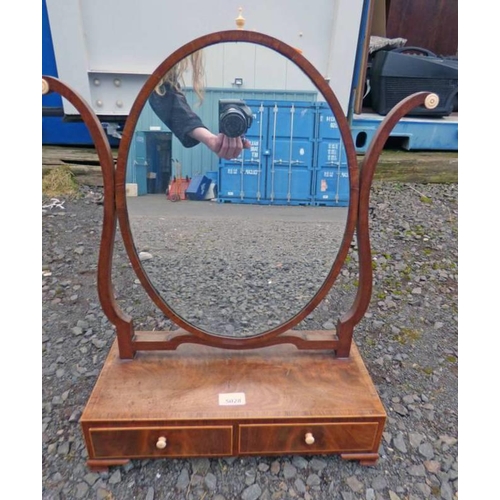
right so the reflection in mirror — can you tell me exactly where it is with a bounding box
[125,42,352,337]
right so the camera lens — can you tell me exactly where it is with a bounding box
[219,107,248,138]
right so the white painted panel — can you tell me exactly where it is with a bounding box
[201,44,317,93]
[45,0,363,115]
[45,0,91,114]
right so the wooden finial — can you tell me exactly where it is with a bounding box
[235,7,245,29]
[42,78,50,95]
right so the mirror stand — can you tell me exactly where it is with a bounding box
[43,30,438,472]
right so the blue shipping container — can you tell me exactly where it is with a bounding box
[219,100,351,207]
[314,166,349,205]
[219,100,316,205]
[218,101,267,203]
[265,103,314,204]
[313,105,349,206]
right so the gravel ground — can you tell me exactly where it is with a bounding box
[126,197,351,336]
[42,181,458,500]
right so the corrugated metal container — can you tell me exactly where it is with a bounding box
[128,89,317,182]
[265,102,314,204]
[127,131,149,196]
[314,166,349,205]
[135,163,148,196]
[313,104,349,206]
[175,90,317,181]
[219,100,316,205]
[127,131,172,194]
[127,95,352,206]
[218,101,267,203]
[134,131,147,161]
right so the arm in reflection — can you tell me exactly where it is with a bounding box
[148,53,249,160]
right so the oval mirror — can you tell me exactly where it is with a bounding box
[116,32,358,341]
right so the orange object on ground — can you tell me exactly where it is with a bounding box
[167,177,190,201]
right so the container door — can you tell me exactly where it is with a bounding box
[314,104,349,206]
[218,102,268,203]
[265,103,314,204]
[133,131,148,196]
[145,132,172,194]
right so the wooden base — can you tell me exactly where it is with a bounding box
[81,338,386,471]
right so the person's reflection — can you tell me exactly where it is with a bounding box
[149,51,250,160]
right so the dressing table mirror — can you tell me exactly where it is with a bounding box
[124,41,353,339]
[42,29,438,471]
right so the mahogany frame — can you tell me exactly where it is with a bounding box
[43,30,436,360]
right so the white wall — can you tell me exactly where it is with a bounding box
[183,43,318,94]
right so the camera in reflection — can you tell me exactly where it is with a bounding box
[218,99,253,138]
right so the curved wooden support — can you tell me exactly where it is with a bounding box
[336,92,439,357]
[42,76,136,359]
[133,329,338,351]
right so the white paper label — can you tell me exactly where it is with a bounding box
[218,392,246,406]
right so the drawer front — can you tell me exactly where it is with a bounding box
[90,426,232,458]
[239,422,379,454]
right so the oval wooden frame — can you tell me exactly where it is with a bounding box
[114,30,360,347]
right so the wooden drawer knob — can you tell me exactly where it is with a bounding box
[305,432,315,445]
[156,436,167,449]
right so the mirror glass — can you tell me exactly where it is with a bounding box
[125,42,351,337]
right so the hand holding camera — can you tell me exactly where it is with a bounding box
[212,134,251,160]
[212,99,253,159]
[188,99,253,159]
[188,129,251,160]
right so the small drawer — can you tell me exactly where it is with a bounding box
[239,422,379,454]
[90,425,232,458]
